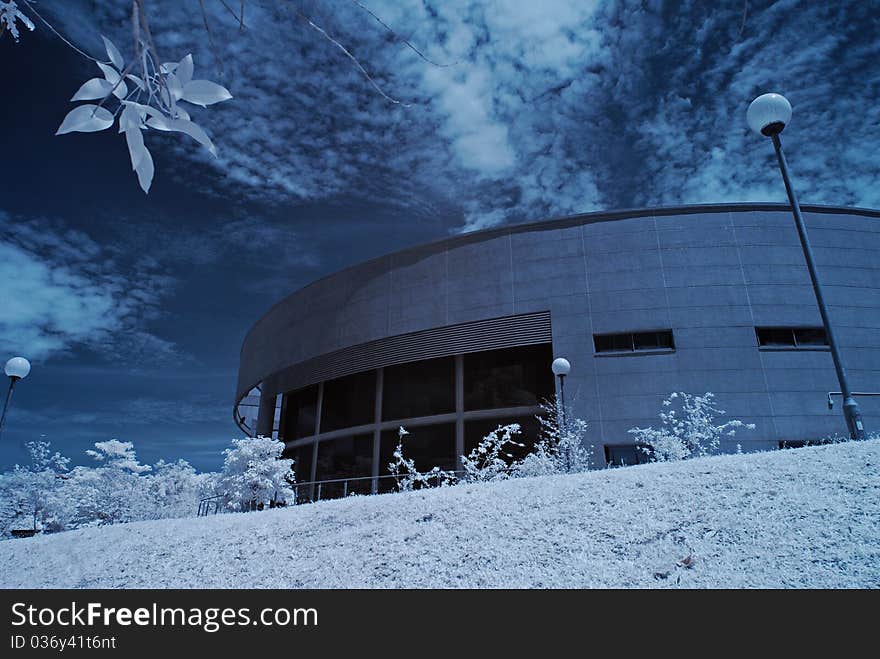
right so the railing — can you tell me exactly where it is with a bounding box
[196,470,473,514]
[292,470,470,504]
[197,494,224,517]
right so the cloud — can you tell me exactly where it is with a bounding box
[36,0,880,234]
[0,212,182,362]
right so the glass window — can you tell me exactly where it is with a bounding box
[463,415,541,464]
[756,327,827,348]
[633,330,675,351]
[464,344,554,410]
[285,443,314,502]
[281,385,318,440]
[382,356,455,421]
[794,327,827,346]
[756,327,795,346]
[594,333,633,352]
[314,433,374,499]
[320,370,377,432]
[604,444,651,467]
[378,424,456,493]
[595,331,675,353]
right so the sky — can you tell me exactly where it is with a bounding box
[1,0,878,471]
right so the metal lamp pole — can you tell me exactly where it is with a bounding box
[748,93,866,439]
[551,357,571,428]
[0,357,31,442]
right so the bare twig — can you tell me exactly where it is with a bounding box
[738,0,749,38]
[285,3,411,106]
[19,0,106,63]
[216,0,247,29]
[197,0,224,76]
[135,0,175,114]
[351,0,455,67]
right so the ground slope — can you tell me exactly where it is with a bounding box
[1,440,878,588]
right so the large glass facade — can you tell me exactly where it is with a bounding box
[281,342,554,499]
[382,356,455,420]
[464,344,554,410]
[314,433,373,498]
[281,384,318,440]
[320,370,376,432]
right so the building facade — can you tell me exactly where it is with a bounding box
[235,204,880,498]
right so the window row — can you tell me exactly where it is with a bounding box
[280,344,554,439]
[593,326,828,355]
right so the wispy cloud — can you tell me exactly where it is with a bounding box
[0,211,182,362]
[40,0,880,233]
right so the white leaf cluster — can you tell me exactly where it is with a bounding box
[628,392,756,462]
[0,439,211,537]
[515,399,593,477]
[0,1,34,42]
[388,428,457,492]
[460,423,524,483]
[56,37,231,193]
[214,436,295,512]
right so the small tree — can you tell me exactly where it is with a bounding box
[460,423,525,482]
[0,440,70,535]
[215,436,295,511]
[628,392,756,462]
[515,399,592,477]
[65,439,154,527]
[388,427,457,492]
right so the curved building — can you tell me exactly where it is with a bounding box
[235,203,880,498]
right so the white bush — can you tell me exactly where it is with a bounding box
[515,399,592,477]
[628,392,755,462]
[215,436,295,511]
[460,423,524,482]
[389,427,457,491]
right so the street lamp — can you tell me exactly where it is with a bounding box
[0,357,31,442]
[748,92,866,440]
[551,357,571,427]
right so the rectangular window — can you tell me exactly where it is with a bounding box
[320,370,377,432]
[594,330,675,354]
[281,384,319,440]
[756,327,827,349]
[463,343,554,411]
[314,433,374,499]
[382,356,455,421]
[604,444,652,467]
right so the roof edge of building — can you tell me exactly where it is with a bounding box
[239,202,880,357]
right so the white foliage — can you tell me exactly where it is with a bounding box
[388,427,457,492]
[0,440,70,536]
[55,104,115,134]
[55,38,231,194]
[515,399,592,477]
[628,392,756,462]
[460,423,524,482]
[215,436,295,512]
[0,1,33,42]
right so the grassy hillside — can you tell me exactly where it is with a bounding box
[1,439,878,588]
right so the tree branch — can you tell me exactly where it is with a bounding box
[350,0,456,67]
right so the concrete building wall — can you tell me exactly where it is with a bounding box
[236,204,880,461]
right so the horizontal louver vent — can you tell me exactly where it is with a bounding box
[270,311,552,394]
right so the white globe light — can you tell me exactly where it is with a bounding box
[747,93,792,136]
[551,357,571,377]
[5,357,31,380]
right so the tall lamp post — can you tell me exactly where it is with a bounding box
[0,357,31,442]
[747,92,866,440]
[551,357,571,427]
